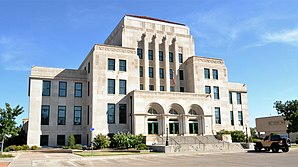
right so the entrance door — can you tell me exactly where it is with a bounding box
[169,122,179,134]
[189,121,198,134]
[148,122,158,134]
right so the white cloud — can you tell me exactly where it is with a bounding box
[262,29,298,46]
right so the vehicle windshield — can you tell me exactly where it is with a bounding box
[271,135,281,141]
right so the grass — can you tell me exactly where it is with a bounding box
[0,154,14,158]
[75,151,155,157]
[290,145,298,148]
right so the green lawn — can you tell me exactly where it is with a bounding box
[0,154,14,158]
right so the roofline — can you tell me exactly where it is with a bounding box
[125,14,186,26]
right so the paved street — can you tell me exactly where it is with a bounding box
[4,148,298,167]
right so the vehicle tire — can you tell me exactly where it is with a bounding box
[282,146,289,152]
[264,148,270,151]
[271,145,279,153]
[255,143,262,151]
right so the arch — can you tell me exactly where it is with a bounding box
[188,104,204,116]
[167,103,185,115]
[145,102,164,115]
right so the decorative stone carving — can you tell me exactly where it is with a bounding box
[96,45,135,54]
[196,57,224,64]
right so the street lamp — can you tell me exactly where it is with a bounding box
[166,124,169,146]
[245,124,248,143]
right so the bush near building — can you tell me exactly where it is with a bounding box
[230,130,246,142]
[93,134,111,149]
[110,132,144,149]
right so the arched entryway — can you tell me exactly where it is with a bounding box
[167,103,185,135]
[188,104,205,135]
[145,103,164,135]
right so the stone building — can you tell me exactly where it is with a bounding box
[27,15,249,147]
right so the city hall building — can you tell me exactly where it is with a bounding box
[27,15,249,147]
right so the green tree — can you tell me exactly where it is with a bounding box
[274,100,298,133]
[0,103,24,155]
[67,134,76,147]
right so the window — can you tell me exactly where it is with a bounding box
[74,135,81,144]
[148,49,153,60]
[148,108,158,114]
[237,93,242,104]
[137,48,143,59]
[204,68,210,79]
[159,51,163,61]
[58,106,66,125]
[160,86,164,91]
[178,53,183,63]
[119,60,126,71]
[170,86,174,92]
[148,121,158,134]
[87,105,89,125]
[169,52,174,62]
[57,135,65,146]
[205,86,211,94]
[189,122,198,134]
[238,111,243,126]
[119,80,126,94]
[169,121,179,134]
[107,103,115,124]
[149,85,154,91]
[42,81,51,96]
[179,70,184,80]
[139,66,143,77]
[149,67,154,78]
[74,106,82,125]
[159,68,164,79]
[140,84,144,90]
[87,81,90,96]
[180,87,184,92]
[40,135,49,146]
[41,105,50,125]
[108,58,115,71]
[169,69,174,79]
[59,81,67,97]
[88,62,90,74]
[215,107,221,124]
[212,69,218,80]
[230,111,234,126]
[119,104,126,124]
[74,82,82,97]
[229,92,233,104]
[108,79,115,94]
[213,86,220,99]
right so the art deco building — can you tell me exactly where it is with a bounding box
[27,15,249,147]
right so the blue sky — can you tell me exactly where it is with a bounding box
[1,0,298,127]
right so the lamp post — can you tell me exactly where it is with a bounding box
[166,124,169,146]
[245,124,248,143]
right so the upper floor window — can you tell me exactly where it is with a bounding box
[238,111,243,126]
[179,70,184,80]
[213,86,220,99]
[139,66,143,77]
[148,50,153,60]
[74,82,82,97]
[178,53,183,63]
[169,52,174,62]
[108,58,115,71]
[140,84,144,90]
[237,93,242,104]
[119,80,126,94]
[230,111,234,126]
[149,67,154,78]
[58,81,67,97]
[160,86,164,91]
[137,48,143,59]
[41,105,50,125]
[42,81,51,96]
[159,51,163,61]
[205,86,211,94]
[169,69,174,79]
[204,68,210,79]
[88,62,90,74]
[229,92,233,104]
[215,107,221,124]
[212,69,218,80]
[58,106,66,125]
[159,68,164,79]
[149,85,154,91]
[74,106,82,125]
[170,86,174,92]
[87,81,90,96]
[107,103,115,124]
[119,60,126,71]
[119,104,127,124]
[108,79,115,94]
[148,108,158,114]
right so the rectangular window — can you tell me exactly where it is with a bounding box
[137,48,143,59]
[58,106,66,125]
[178,53,183,63]
[169,52,174,62]
[40,135,49,146]
[108,58,115,71]
[149,85,154,91]
[149,67,154,78]
[159,68,164,79]
[189,122,198,134]
[119,80,126,94]
[119,60,126,71]
[58,81,67,97]
[139,66,143,77]
[88,62,90,74]
[140,84,144,90]
[148,49,153,60]
[179,70,184,80]
[119,104,127,124]
[74,135,81,144]
[74,82,82,97]
[212,69,218,80]
[230,111,234,126]
[87,105,89,125]
[74,106,82,125]
[238,111,243,126]
[41,105,50,125]
[204,68,210,79]
[87,81,90,96]
[57,135,65,146]
[180,87,184,92]
[229,92,233,104]
[160,86,164,91]
[159,51,163,61]
[108,79,115,94]
[237,93,242,104]
[148,122,158,134]
[215,107,221,124]
[205,86,211,94]
[213,86,220,99]
[169,69,174,79]
[107,103,115,124]
[170,86,174,92]
[42,81,51,96]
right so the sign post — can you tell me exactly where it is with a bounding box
[90,128,94,156]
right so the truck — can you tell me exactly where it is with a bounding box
[254,134,290,153]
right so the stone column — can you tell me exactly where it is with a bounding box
[143,33,149,90]
[153,34,160,91]
[163,36,170,91]
[173,37,180,91]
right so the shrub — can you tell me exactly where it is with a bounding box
[8,145,16,151]
[15,145,22,151]
[4,147,10,152]
[93,134,110,149]
[136,143,148,150]
[31,145,39,150]
[231,130,245,142]
[112,132,145,149]
[217,129,231,135]
[71,144,82,150]
[68,134,76,147]
[21,145,30,150]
